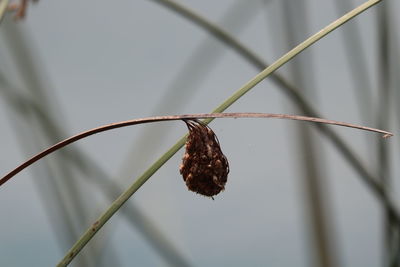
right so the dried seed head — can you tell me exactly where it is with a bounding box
[8,0,38,20]
[180,119,229,198]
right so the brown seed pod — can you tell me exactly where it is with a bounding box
[180,119,229,198]
[8,0,38,19]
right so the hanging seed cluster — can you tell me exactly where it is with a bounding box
[180,119,229,198]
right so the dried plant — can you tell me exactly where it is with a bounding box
[7,0,38,19]
[180,119,229,198]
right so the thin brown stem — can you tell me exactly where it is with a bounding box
[0,112,392,187]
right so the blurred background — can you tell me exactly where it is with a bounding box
[0,0,399,266]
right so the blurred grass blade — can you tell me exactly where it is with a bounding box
[375,2,396,266]
[0,0,9,24]
[150,0,266,69]
[0,81,93,266]
[279,1,336,266]
[1,19,99,266]
[334,0,374,125]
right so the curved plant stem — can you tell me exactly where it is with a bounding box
[0,0,9,24]
[0,112,392,187]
